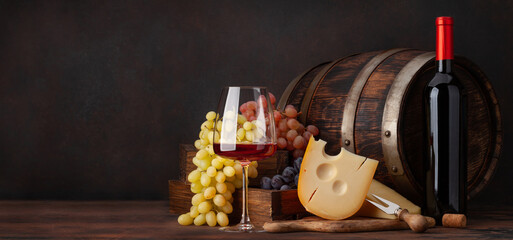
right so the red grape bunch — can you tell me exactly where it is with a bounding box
[238,93,320,159]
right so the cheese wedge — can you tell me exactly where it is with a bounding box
[297,137,378,220]
[356,179,421,219]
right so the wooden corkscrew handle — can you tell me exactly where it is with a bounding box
[396,209,428,233]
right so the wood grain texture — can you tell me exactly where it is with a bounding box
[281,50,502,204]
[0,201,512,239]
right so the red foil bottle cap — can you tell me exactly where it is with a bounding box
[436,16,454,60]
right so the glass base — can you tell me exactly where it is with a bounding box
[219,223,263,232]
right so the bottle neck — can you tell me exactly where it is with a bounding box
[436,17,454,62]
[437,59,453,73]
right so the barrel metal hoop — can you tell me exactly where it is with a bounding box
[277,63,329,111]
[382,52,435,177]
[300,55,356,123]
[341,48,410,153]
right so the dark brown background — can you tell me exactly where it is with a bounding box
[0,0,511,203]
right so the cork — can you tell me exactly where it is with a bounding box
[442,213,467,228]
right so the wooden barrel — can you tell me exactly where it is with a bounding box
[278,49,502,205]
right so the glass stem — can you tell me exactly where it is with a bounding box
[240,164,251,225]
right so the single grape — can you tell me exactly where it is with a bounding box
[236,128,246,140]
[206,211,217,227]
[280,184,291,190]
[187,170,201,183]
[196,149,209,160]
[286,129,299,142]
[282,166,297,183]
[294,157,303,172]
[306,125,320,136]
[292,149,305,159]
[247,101,257,111]
[245,131,254,141]
[206,166,217,177]
[296,123,305,134]
[194,213,206,226]
[293,135,306,149]
[211,158,223,170]
[221,191,232,201]
[233,163,243,179]
[206,111,217,121]
[198,159,211,171]
[260,176,272,189]
[278,119,288,132]
[198,201,212,213]
[243,121,254,131]
[269,92,276,105]
[190,205,199,218]
[178,213,194,225]
[190,182,203,193]
[239,102,248,113]
[191,193,205,206]
[287,118,300,130]
[203,120,214,130]
[194,140,201,150]
[217,212,229,227]
[273,110,282,123]
[248,165,258,178]
[271,175,285,190]
[303,131,312,142]
[277,137,287,149]
[220,201,233,214]
[284,105,298,118]
[215,172,226,183]
[216,182,227,193]
[203,186,216,199]
[200,173,211,186]
[213,194,227,207]
[223,166,235,177]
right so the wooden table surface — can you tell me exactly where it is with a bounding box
[0,201,512,239]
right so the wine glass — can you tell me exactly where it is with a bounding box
[213,86,277,232]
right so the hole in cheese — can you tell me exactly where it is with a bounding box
[316,163,337,181]
[332,180,348,195]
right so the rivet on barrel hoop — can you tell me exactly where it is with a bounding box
[344,140,350,146]
[385,130,391,137]
[391,166,398,173]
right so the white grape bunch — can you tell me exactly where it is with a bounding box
[178,111,259,226]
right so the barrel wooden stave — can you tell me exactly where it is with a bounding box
[280,49,502,205]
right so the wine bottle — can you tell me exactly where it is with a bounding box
[424,16,467,222]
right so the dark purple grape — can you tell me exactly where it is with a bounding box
[280,185,291,190]
[260,176,272,190]
[294,157,303,171]
[294,174,299,187]
[282,166,297,183]
[271,175,285,190]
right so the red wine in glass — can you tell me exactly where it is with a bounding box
[213,143,277,162]
[213,86,277,232]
